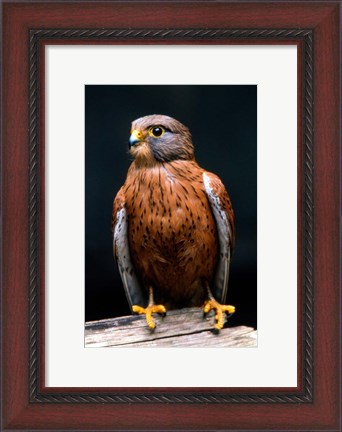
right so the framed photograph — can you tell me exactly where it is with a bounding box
[2,1,340,431]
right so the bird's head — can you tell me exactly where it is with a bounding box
[128,114,194,165]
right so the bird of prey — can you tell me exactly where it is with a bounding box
[112,114,235,331]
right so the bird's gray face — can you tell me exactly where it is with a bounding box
[128,115,194,164]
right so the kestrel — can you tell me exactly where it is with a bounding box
[112,114,235,331]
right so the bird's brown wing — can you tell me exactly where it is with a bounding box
[203,172,235,303]
[112,187,147,309]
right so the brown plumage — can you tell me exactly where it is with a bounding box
[113,114,235,330]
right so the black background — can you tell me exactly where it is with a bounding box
[85,85,257,328]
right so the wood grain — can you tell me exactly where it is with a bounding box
[2,2,340,431]
[85,308,257,347]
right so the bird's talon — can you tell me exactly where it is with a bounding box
[148,323,156,331]
[203,302,212,314]
[132,305,145,315]
[132,303,167,329]
[223,305,235,314]
[202,299,235,331]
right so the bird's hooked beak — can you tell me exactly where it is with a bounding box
[129,129,143,149]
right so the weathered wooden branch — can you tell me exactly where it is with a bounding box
[85,307,257,348]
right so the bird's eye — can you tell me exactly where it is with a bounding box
[149,126,165,138]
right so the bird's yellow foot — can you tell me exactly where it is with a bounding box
[132,304,166,330]
[203,299,235,332]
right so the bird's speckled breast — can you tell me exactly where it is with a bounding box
[123,160,218,308]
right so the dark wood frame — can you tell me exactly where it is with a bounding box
[2,2,340,431]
